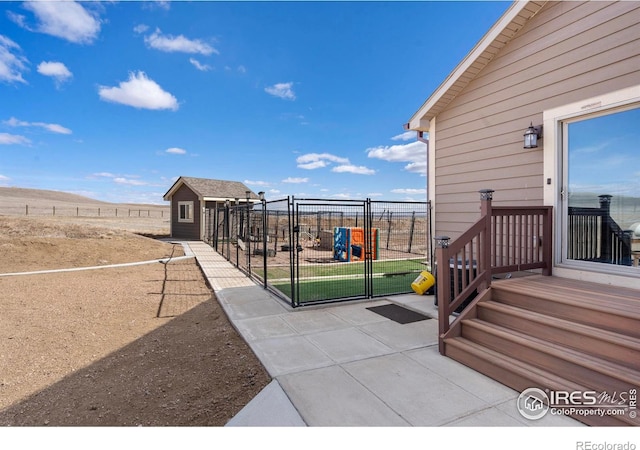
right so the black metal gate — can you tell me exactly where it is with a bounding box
[291,198,370,305]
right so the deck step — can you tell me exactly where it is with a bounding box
[476,301,640,370]
[491,277,640,338]
[445,337,639,426]
[461,318,640,395]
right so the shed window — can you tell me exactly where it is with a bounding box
[178,201,194,223]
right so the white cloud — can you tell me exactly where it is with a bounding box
[0,174,10,185]
[225,65,247,74]
[331,193,353,199]
[4,117,72,134]
[367,141,426,176]
[133,24,149,34]
[91,172,116,178]
[22,1,101,44]
[0,133,31,145]
[144,28,218,55]
[98,71,179,111]
[331,164,375,175]
[189,58,211,72]
[296,153,349,170]
[37,61,73,85]
[6,11,27,28]
[41,123,72,134]
[282,177,308,184]
[244,180,272,187]
[265,82,295,100]
[0,35,28,84]
[391,131,416,141]
[391,188,427,195]
[165,147,186,155]
[142,1,171,11]
[114,177,148,186]
[296,152,374,175]
[90,173,154,188]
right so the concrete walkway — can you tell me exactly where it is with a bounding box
[184,241,582,427]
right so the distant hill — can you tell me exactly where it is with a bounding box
[0,187,167,208]
[0,187,111,205]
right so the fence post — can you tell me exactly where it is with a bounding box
[435,235,451,355]
[25,205,28,216]
[408,211,416,253]
[260,193,267,288]
[386,211,392,249]
[53,206,55,216]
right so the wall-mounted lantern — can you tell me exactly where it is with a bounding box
[524,122,542,149]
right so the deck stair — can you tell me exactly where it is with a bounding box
[443,275,640,426]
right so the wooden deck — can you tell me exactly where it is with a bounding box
[442,275,640,426]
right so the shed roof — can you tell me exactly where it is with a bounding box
[407,0,546,131]
[163,176,259,202]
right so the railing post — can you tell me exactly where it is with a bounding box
[479,189,494,216]
[435,235,451,355]
[479,189,494,290]
[599,195,613,263]
[542,207,553,276]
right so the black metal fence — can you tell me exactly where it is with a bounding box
[205,196,431,307]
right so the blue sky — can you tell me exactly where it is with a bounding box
[568,107,640,200]
[0,1,511,204]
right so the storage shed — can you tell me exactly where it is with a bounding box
[163,176,259,240]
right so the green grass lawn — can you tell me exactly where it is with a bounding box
[254,257,429,304]
[270,269,426,303]
[256,258,426,280]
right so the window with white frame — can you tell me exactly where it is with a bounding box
[178,201,194,223]
[544,85,640,275]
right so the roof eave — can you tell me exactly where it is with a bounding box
[407,1,544,131]
[162,176,185,201]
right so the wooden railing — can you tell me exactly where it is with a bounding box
[435,189,553,353]
[568,195,632,266]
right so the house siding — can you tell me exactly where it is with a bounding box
[170,184,201,240]
[432,0,640,239]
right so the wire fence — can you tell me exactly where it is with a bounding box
[206,196,432,307]
[0,205,169,218]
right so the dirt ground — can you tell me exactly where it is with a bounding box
[0,216,271,426]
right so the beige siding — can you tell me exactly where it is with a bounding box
[433,1,640,239]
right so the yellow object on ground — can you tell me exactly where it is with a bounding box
[411,270,435,295]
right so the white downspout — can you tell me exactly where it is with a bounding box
[417,130,429,203]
